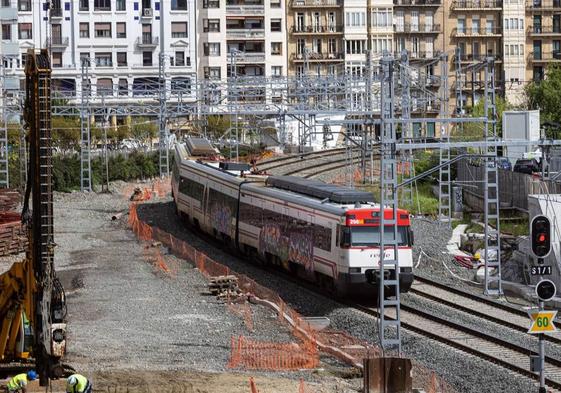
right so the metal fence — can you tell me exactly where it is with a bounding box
[456,160,561,212]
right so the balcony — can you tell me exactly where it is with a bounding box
[527,0,561,9]
[451,0,502,9]
[227,52,266,63]
[291,52,344,61]
[528,51,561,61]
[226,29,265,39]
[290,25,344,34]
[49,7,63,18]
[452,27,502,37]
[394,0,441,6]
[290,0,342,8]
[394,23,441,33]
[454,53,502,63]
[226,4,264,14]
[46,37,69,47]
[398,50,442,59]
[135,35,159,48]
[528,25,561,35]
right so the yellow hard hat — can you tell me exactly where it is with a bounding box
[474,253,481,260]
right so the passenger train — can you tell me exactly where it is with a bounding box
[171,143,414,296]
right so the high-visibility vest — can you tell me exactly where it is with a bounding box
[67,374,88,393]
[7,374,28,391]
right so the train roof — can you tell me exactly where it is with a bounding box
[175,144,409,217]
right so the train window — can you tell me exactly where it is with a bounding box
[179,176,204,201]
[340,227,351,248]
[350,226,408,247]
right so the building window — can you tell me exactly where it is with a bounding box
[1,24,10,40]
[117,52,127,66]
[79,52,89,66]
[203,19,220,32]
[52,52,62,68]
[174,51,185,66]
[143,51,152,66]
[97,78,113,96]
[94,22,111,38]
[328,38,336,53]
[204,42,220,56]
[171,22,188,38]
[18,0,30,11]
[271,19,281,32]
[171,0,187,10]
[271,66,282,77]
[203,0,219,8]
[94,0,110,10]
[79,22,89,38]
[271,42,282,55]
[270,0,280,7]
[79,0,88,10]
[116,0,125,10]
[18,23,32,39]
[118,78,128,96]
[1,0,9,7]
[95,52,112,67]
[204,67,221,79]
[116,22,126,38]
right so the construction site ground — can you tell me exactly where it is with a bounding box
[0,182,360,393]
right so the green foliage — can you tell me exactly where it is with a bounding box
[52,116,81,153]
[526,65,561,134]
[130,117,158,145]
[206,115,231,139]
[452,97,511,140]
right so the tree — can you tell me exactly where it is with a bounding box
[452,97,511,141]
[52,116,80,154]
[526,65,561,127]
[206,115,231,140]
[130,117,158,147]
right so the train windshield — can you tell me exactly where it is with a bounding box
[350,226,409,247]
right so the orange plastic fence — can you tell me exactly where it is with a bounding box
[127,196,456,392]
[228,336,318,370]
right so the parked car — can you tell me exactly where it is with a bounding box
[496,157,512,171]
[513,158,541,174]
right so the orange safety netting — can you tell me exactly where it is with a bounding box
[127,200,455,392]
[229,336,318,370]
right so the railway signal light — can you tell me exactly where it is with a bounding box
[531,215,551,259]
[536,279,556,302]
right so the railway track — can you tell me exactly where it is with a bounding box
[353,302,561,391]
[257,148,347,172]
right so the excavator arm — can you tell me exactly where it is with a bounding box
[0,49,67,385]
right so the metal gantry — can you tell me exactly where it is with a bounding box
[0,63,8,189]
[483,58,502,296]
[158,53,170,177]
[80,59,92,192]
[378,54,402,353]
[399,51,413,208]
[438,54,451,225]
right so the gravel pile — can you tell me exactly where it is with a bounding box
[137,198,543,392]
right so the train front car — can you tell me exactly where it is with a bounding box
[337,207,414,296]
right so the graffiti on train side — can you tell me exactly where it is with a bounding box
[210,204,232,234]
[259,224,314,271]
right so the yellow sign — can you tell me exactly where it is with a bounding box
[528,310,558,334]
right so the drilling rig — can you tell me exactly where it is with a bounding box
[0,49,67,385]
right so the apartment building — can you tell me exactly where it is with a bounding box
[503,0,525,105]
[341,0,393,76]
[197,0,286,79]
[526,0,561,84]
[286,0,344,76]
[446,0,504,111]
[0,0,197,97]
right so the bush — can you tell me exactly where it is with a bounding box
[8,150,165,192]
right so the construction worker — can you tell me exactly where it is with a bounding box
[66,374,91,393]
[5,371,37,393]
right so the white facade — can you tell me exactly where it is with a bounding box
[196,0,286,79]
[0,0,196,94]
[502,0,526,106]
[342,0,393,76]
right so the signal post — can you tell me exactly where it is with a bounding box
[529,215,556,393]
